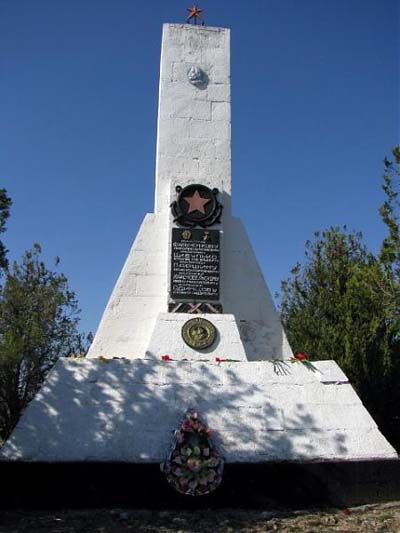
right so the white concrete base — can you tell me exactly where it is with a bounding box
[87,213,169,359]
[145,313,247,361]
[86,211,294,361]
[222,216,293,360]
[1,358,397,463]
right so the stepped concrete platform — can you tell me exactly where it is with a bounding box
[1,358,396,463]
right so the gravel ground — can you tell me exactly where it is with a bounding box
[1,502,400,532]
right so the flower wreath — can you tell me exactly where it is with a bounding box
[161,409,224,496]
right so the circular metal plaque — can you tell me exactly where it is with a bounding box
[182,318,217,350]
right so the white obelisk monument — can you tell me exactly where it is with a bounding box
[1,22,397,464]
[87,23,292,362]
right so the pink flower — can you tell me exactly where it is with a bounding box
[181,420,193,432]
[161,355,171,361]
[187,457,201,472]
[294,352,308,361]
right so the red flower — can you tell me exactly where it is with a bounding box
[161,355,171,361]
[294,352,308,361]
[215,357,227,363]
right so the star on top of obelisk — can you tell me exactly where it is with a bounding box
[186,5,205,25]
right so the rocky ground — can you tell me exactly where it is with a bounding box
[1,502,400,532]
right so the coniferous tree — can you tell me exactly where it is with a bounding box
[0,193,89,443]
[0,189,12,273]
[280,147,400,447]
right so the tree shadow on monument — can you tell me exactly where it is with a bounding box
[0,358,350,507]
[1,358,349,463]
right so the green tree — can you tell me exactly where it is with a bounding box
[0,245,89,443]
[0,188,12,273]
[280,147,400,446]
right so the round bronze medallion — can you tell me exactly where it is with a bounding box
[182,317,217,350]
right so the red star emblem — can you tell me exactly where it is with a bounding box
[187,5,203,23]
[183,190,211,214]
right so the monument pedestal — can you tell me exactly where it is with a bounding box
[1,358,396,463]
[146,313,248,361]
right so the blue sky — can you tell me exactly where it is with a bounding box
[1,0,399,336]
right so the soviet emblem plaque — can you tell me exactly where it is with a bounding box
[182,317,217,350]
[171,184,223,228]
[187,66,208,88]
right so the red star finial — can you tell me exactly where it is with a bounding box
[184,190,211,214]
[187,5,204,25]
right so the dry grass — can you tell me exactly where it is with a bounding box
[1,502,400,532]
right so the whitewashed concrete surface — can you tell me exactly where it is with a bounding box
[87,22,293,361]
[86,208,293,360]
[155,24,231,214]
[1,359,397,463]
[87,213,168,359]
[222,216,293,360]
[145,313,247,361]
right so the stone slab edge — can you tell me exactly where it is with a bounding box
[0,358,397,463]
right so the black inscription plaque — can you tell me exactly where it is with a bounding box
[171,228,220,301]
